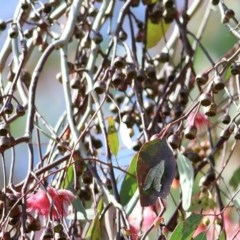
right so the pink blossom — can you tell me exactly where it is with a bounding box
[128,201,157,240]
[187,111,209,129]
[193,210,240,240]
[26,187,76,219]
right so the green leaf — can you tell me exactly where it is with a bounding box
[177,153,194,210]
[229,166,240,190]
[146,19,170,49]
[120,154,137,206]
[86,213,101,240]
[223,65,232,80]
[61,164,74,188]
[97,197,104,212]
[169,214,202,240]
[219,231,226,240]
[107,116,119,157]
[84,200,104,239]
[65,183,88,221]
[169,221,183,239]
[182,214,202,239]
[137,138,176,206]
[169,221,183,240]
[194,232,207,240]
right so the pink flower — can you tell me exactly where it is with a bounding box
[128,201,157,240]
[27,187,76,219]
[187,111,209,129]
[193,209,240,240]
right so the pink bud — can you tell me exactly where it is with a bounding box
[128,201,157,239]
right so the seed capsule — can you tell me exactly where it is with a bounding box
[43,3,52,14]
[9,23,18,38]
[231,62,240,75]
[234,128,240,140]
[21,70,31,86]
[0,136,11,151]
[125,64,137,80]
[220,128,232,140]
[136,69,146,82]
[150,2,164,23]
[225,9,235,19]
[184,125,197,140]
[16,104,25,116]
[71,78,80,89]
[204,103,216,117]
[221,113,231,124]
[196,73,208,85]
[9,204,21,218]
[112,71,125,87]
[53,221,63,233]
[199,93,212,107]
[0,19,7,31]
[25,217,41,233]
[0,123,9,136]
[113,56,126,69]
[222,9,235,23]
[178,94,188,105]
[94,81,106,94]
[21,0,29,10]
[184,151,201,163]
[199,170,215,188]
[4,101,13,115]
[118,29,128,41]
[168,134,180,149]
[163,0,174,8]
[146,65,156,79]
[24,29,33,39]
[213,75,224,91]
[92,32,103,44]
[131,0,140,7]
[155,52,169,63]
[211,0,219,5]
[132,140,142,151]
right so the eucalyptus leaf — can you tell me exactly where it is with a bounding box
[61,164,74,189]
[182,214,202,239]
[107,116,119,157]
[177,153,194,210]
[194,232,207,240]
[120,153,138,206]
[169,221,183,240]
[169,214,202,240]
[146,19,170,49]
[137,139,176,206]
[229,166,240,190]
[71,197,88,220]
[233,190,240,209]
[86,213,101,240]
